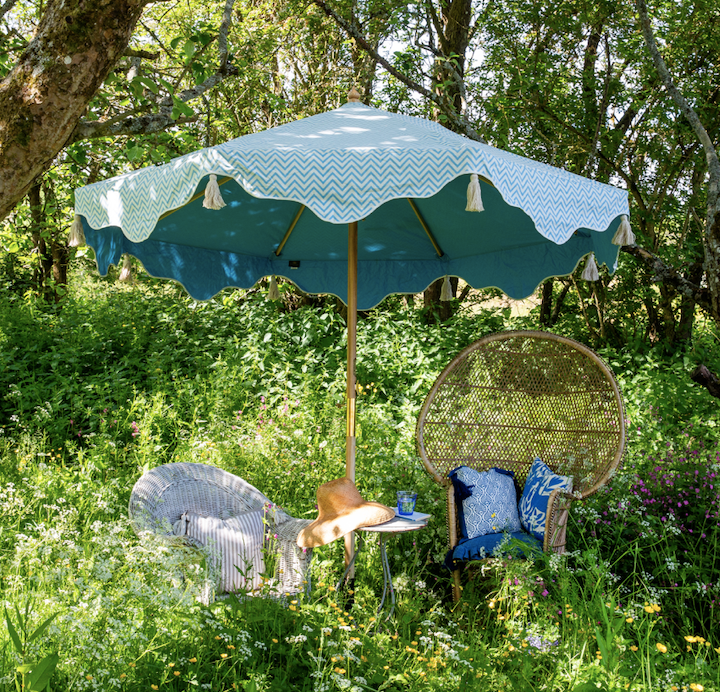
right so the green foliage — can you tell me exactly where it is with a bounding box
[0,278,719,690]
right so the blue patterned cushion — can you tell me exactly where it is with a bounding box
[519,458,573,541]
[444,531,542,570]
[448,466,522,540]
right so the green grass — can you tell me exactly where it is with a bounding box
[0,273,719,691]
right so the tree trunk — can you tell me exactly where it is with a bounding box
[0,0,150,222]
[28,180,69,303]
[539,279,553,326]
[550,281,572,326]
[677,262,703,344]
[636,0,720,327]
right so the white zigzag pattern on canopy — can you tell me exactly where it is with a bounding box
[75,102,629,244]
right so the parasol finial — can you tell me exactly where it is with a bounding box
[347,86,361,103]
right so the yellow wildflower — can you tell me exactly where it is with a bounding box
[630,645,638,652]
[656,643,668,653]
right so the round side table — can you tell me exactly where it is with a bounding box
[336,516,429,619]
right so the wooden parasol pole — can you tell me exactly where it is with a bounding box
[344,220,358,570]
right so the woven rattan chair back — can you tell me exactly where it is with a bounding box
[416,331,625,599]
[417,330,625,494]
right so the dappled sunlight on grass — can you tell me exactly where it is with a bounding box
[1,278,719,690]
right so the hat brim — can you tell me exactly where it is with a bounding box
[296,501,394,548]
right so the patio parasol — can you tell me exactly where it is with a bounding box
[73,90,631,565]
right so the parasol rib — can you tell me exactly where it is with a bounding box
[407,199,444,257]
[275,204,306,256]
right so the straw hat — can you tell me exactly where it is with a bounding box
[297,477,394,548]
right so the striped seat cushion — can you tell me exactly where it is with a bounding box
[173,510,265,592]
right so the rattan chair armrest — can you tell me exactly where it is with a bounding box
[544,488,575,553]
[446,483,459,550]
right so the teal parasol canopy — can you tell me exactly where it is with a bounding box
[74,101,629,310]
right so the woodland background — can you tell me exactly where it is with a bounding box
[0,0,719,349]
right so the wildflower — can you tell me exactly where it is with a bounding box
[221,653,228,659]
[685,635,698,643]
[689,684,704,692]
[189,657,197,663]
[626,617,634,623]
[630,645,638,652]
[174,671,180,677]
[656,643,667,653]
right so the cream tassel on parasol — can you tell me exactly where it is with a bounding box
[268,276,280,300]
[68,214,85,247]
[612,215,635,246]
[581,253,599,281]
[440,276,453,301]
[203,174,226,210]
[466,174,484,212]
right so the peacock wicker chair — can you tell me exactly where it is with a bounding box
[416,330,625,601]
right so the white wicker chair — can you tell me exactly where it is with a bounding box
[129,462,313,596]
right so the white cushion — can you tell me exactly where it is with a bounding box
[173,510,265,592]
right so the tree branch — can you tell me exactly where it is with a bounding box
[310,0,482,142]
[217,0,236,72]
[621,244,709,310]
[71,65,237,141]
[0,0,19,22]
[124,48,160,60]
[72,0,238,143]
[635,0,720,194]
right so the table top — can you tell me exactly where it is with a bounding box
[359,516,430,533]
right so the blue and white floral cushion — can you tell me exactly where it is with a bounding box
[519,458,573,541]
[448,466,522,540]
